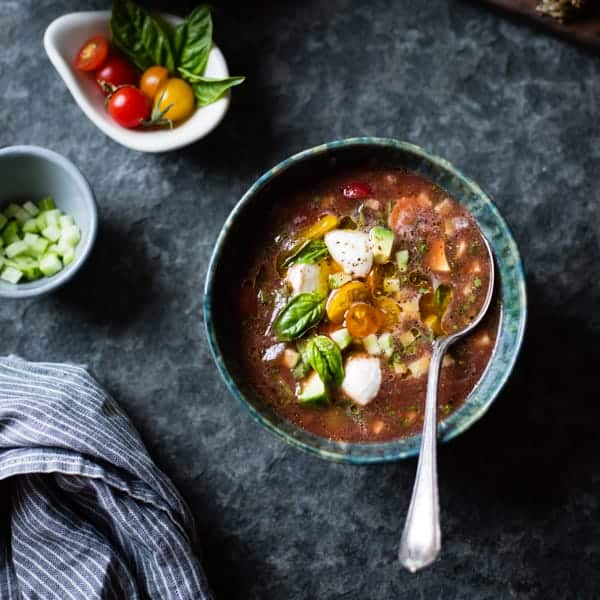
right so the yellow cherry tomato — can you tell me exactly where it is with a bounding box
[326,281,370,324]
[374,296,402,328]
[140,65,169,100]
[345,303,385,338]
[154,78,195,123]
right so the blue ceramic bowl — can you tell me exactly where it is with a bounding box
[0,145,97,299]
[204,138,527,463]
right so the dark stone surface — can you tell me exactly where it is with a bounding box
[2,0,600,598]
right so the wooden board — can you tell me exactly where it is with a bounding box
[480,0,600,51]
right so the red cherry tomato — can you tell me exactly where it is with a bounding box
[342,181,373,200]
[107,87,151,129]
[75,35,109,71]
[96,55,137,94]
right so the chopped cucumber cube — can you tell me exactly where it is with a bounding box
[22,218,39,233]
[14,207,30,225]
[35,213,47,231]
[363,333,382,356]
[59,214,75,229]
[3,222,20,245]
[297,371,329,405]
[23,201,40,217]
[4,203,20,219]
[328,272,352,289]
[369,226,395,264]
[396,250,409,272]
[1,197,79,285]
[38,197,56,211]
[378,333,395,357]
[330,328,352,350]
[1,266,23,284]
[60,225,81,247]
[44,209,61,228]
[5,240,28,258]
[42,224,61,242]
[39,254,63,276]
[62,249,75,265]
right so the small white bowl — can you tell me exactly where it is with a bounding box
[44,11,232,153]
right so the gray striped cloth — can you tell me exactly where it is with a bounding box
[0,356,213,600]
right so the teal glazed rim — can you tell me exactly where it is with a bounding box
[204,137,527,464]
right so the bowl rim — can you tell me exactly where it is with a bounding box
[43,10,232,153]
[204,137,527,463]
[0,144,98,299]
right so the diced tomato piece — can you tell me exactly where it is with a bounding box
[342,181,373,200]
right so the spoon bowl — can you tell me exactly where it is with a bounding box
[399,233,495,571]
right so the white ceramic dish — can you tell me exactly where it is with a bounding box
[44,11,232,153]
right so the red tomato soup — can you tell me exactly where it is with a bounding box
[234,170,499,442]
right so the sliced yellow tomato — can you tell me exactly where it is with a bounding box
[278,214,339,273]
[374,296,402,328]
[326,281,369,323]
[345,303,385,338]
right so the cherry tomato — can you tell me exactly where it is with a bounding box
[345,303,385,338]
[153,78,195,123]
[140,65,169,100]
[342,181,373,200]
[96,55,137,94]
[75,35,109,71]
[108,87,151,129]
[326,281,370,324]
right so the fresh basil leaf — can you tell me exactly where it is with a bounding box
[306,335,344,387]
[110,0,175,72]
[287,240,329,266]
[273,293,325,342]
[179,70,246,106]
[173,5,212,76]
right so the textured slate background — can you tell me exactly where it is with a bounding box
[2,1,600,598]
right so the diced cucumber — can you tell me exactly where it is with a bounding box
[59,214,75,229]
[22,218,39,233]
[44,209,61,228]
[38,197,56,211]
[39,254,63,276]
[330,328,352,350]
[3,222,20,245]
[1,266,23,284]
[396,250,409,272]
[378,333,395,357]
[59,225,81,247]
[5,240,28,258]
[297,371,329,405]
[61,248,75,265]
[14,207,30,225]
[363,333,382,356]
[8,257,41,281]
[35,213,47,231]
[28,238,49,258]
[23,201,40,217]
[369,226,395,264]
[4,204,20,219]
[328,272,352,289]
[42,224,61,242]
[1,197,80,285]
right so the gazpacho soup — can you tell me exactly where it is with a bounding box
[236,169,498,442]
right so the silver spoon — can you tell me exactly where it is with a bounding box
[399,234,495,572]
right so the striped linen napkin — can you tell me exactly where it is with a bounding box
[0,356,213,600]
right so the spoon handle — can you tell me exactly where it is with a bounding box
[398,339,447,572]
